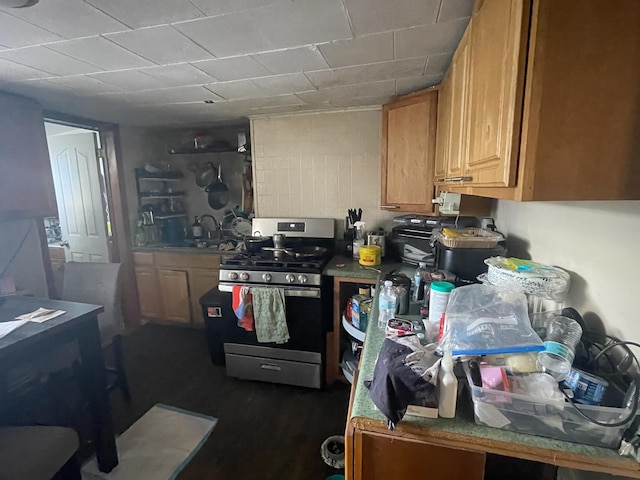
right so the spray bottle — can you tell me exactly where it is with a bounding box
[352,221,365,259]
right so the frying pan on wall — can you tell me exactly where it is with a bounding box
[206,164,229,210]
[195,162,216,189]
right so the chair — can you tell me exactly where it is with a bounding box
[62,261,130,402]
[0,426,81,479]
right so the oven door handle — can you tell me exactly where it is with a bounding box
[218,284,321,298]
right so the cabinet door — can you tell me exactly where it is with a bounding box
[0,94,57,221]
[188,268,219,325]
[157,268,191,324]
[465,0,529,186]
[381,90,438,213]
[434,73,451,181]
[134,266,163,320]
[447,25,471,179]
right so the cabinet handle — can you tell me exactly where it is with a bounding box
[260,363,281,371]
[380,205,400,209]
[443,176,473,182]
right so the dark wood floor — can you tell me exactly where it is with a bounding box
[107,324,350,480]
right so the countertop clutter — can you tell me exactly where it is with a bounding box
[345,266,640,479]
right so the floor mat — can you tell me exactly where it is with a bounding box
[82,404,217,480]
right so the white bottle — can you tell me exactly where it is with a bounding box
[438,351,458,418]
[377,280,397,330]
[352,221,365,259]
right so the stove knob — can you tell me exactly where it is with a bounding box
[240,272,250,281]
[228,272,238,280]
[298,275,308,284]
[262,273,272,282]
[286,274,296,283]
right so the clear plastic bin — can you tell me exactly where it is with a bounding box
[463,364,632,448]
[433,228,504,249]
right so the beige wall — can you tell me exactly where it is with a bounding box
[493,200,640,341]
[251,109,396,234]
[0,219,48,296]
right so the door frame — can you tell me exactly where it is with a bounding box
[39,110,141,327]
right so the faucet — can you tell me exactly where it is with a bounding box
[199,215,222,240]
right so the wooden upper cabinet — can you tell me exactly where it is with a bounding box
[440,0,640,201]
[465,0,529,187]
[447,25,472,180]
[0,93,57,221]
[434,74,451,182]
[381,89,438,213]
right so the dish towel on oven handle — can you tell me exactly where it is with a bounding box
[251,287,289,344]
[232,285,254,332]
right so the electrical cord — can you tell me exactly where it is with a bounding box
[562,340,640,427]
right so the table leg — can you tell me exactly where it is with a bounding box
[77,316,118,473]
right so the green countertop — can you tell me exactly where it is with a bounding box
[323,255,410,279]
[349,271,640,475]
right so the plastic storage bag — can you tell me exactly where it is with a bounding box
[439,284,544,356]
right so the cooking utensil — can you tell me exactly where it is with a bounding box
[245,236,273,254]
[195,162,216,189]
[230,217,252,238]
[206,164,230,210]
[262,245,327,259]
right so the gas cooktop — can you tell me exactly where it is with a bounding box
[220,252,330,272]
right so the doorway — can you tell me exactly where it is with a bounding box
[43,121,113,299]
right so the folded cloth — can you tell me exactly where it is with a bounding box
[232,286,254,331]
[252,287,289,344]
[365,336,440,430]
[15,308,65,323]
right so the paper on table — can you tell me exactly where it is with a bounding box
[0,320,28,339]
[15,307,66,323]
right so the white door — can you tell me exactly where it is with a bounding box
[46,128,110,263]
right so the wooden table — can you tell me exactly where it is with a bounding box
[0,296,118,473]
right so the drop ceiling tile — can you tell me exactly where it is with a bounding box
[105,26,213,65]
[205,79,265,100]
[305,58,426,89]
[0,11,62,48]
[0,47,102,76]
[193,56,271,82]
[139,63,215,87]
[223,94,304,111]
[395,18,469,59]
[252,46,329,74]
[256,0,352,50]
[297,80,395,104]
[425,52,454,76]
[188,0,279,17]
[174,12,268,58]
[47,37,153,70]
[0,0,129,38]
[28,75,125,95]
[88,69,168,91]
[438,0,474,22]
[0,58,50,82]
[84,0,204,29]
[121,85,221,105]
[251,73,315,95]
[318,32,393,69]
[344,0,440,36]
[329,95,391,108]
[395,75,442,95]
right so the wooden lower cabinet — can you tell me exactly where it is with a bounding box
[134,265,163,320]
[133,251,220,326]
[157,269,191,324]
[351,430,485,480]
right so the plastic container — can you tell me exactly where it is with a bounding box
[463,364,631,448]
[359,245,381,266]
[378,280,397,330]
[352,221,365,259]
[537,315,583,381]
[428,281,455,326]
[434,228,504,249]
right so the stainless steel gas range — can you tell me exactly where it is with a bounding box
[200,218,335,389]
